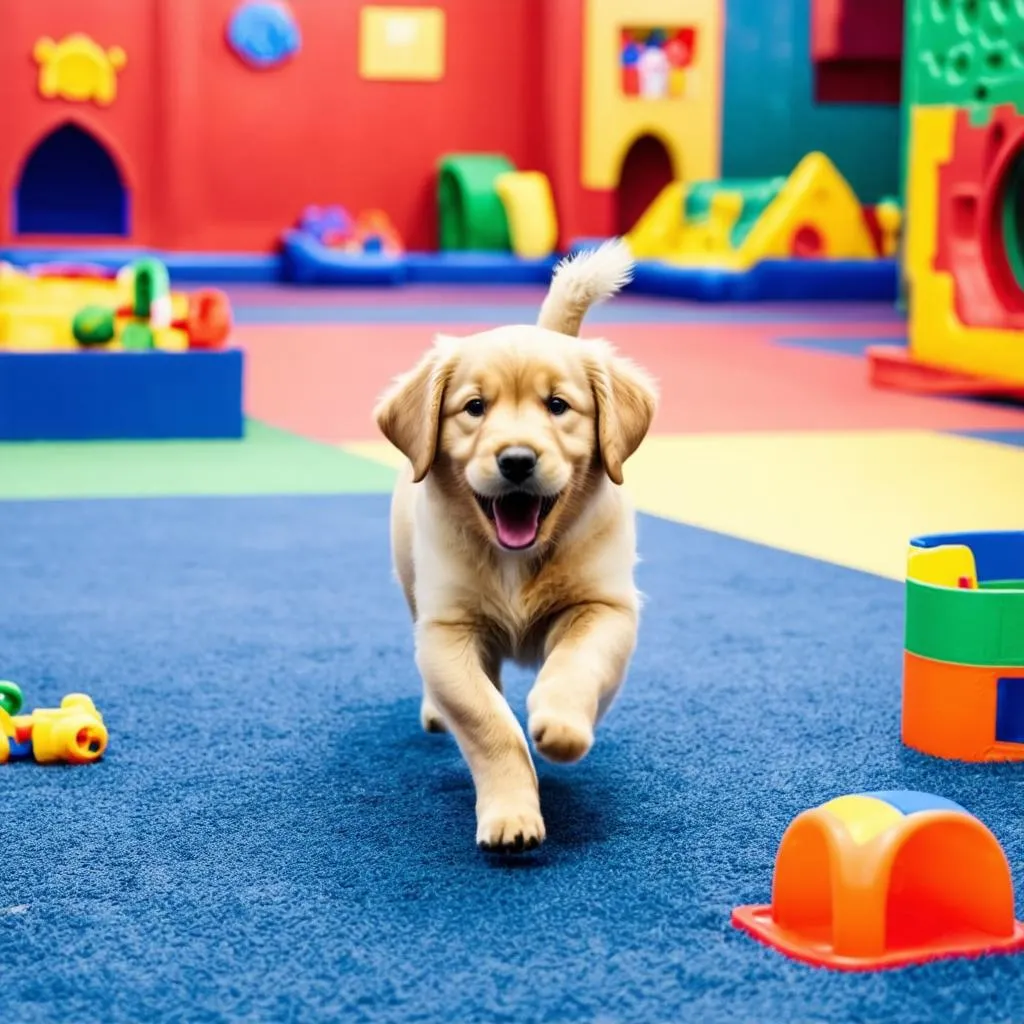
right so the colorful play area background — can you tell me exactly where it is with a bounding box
[7,0,1024,1021]
[5,287,1024,1023]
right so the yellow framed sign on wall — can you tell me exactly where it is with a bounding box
[359,6,445,81]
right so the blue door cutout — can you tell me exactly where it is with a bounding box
[996,677,1024,743]
[15,123,128,236]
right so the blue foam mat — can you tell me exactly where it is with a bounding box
[631,259,897,303]
[569,240,898,303]
[281,230,558,285]
[0,349,245,441]
[0,247,282,283]
[3,241,899,300]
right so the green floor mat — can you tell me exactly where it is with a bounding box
[0,420,396,500]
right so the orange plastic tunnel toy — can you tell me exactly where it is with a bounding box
[902,532,1024,761]
[731,790,1024,971]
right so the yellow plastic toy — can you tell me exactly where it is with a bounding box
[33,33,127,107]
[906,543,977,590]
[0,261,189,352]
[626,152,885,271]
[494,170,559,259]
[0,681,108,765]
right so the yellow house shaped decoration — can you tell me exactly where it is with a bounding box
[581,0,722,190]
[34,33,126,107]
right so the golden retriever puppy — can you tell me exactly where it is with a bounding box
[373,240,658,853]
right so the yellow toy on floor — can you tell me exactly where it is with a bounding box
[0,680,108,764]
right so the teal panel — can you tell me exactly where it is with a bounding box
[722,0,901,204]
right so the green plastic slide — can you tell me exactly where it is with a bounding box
[437,154,516,252]
[683,177,787,249]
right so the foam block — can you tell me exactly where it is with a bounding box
[0,349,245,441]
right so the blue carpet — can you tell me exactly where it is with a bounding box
[2,495,1024,1023]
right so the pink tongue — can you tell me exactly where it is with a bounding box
[494,495,541,549]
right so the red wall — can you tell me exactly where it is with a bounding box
[0,0,577,252]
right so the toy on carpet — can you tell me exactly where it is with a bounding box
[732,790,1024,971]
[0,257,232,352]
[902,531,1024,762]
[625,152,901,271]
[0,680,108,765]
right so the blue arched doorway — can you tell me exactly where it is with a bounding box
[15,123,128,235]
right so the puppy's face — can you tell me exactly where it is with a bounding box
[375,326,657,553]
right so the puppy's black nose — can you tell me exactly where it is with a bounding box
[497,446,537,484]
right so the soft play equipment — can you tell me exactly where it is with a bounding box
[0,259,242,441]
[280,204,406,285]
[625,152,900,272]
[494,171,559,260]
[0,259,231,352]
[437,154,515,253]
[869,1,1024,395]
[902,532,1024,763]
[732,790,1024,971]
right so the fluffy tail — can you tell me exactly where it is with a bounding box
[536,238,634,337]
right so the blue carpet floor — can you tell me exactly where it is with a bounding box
[2,495,1024,1023]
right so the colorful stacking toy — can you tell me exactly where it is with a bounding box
[732,790,1024,971]
[902,531,1024,762]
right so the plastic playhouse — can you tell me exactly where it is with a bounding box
[902,531,1024,762]
[732,790,1024,971]
[869,0,1024,395]
[0,258,242,440]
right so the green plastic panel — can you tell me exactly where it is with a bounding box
[906,578,1024,666]
[905,0,1024,111]
[436,154,515,252]
[682,177,787,248]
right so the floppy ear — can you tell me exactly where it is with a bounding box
[373,346,455,482]
[588,351,658,485]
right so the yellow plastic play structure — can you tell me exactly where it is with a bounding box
[495,171,559,260]
[0,262,189,351]
[625,152,900,270]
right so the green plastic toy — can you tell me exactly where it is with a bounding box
[0,680,23,716]
[72,305,116,346]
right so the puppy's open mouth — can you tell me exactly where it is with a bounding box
[474,492,558,550]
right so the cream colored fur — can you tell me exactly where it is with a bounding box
[374,239,657,853]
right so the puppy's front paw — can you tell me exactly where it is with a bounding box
[529,708,594,764]
[476,801,546,854]
[420,696,447,733]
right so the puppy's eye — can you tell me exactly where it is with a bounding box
[463,398,486,417]
[546,396,570,416]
